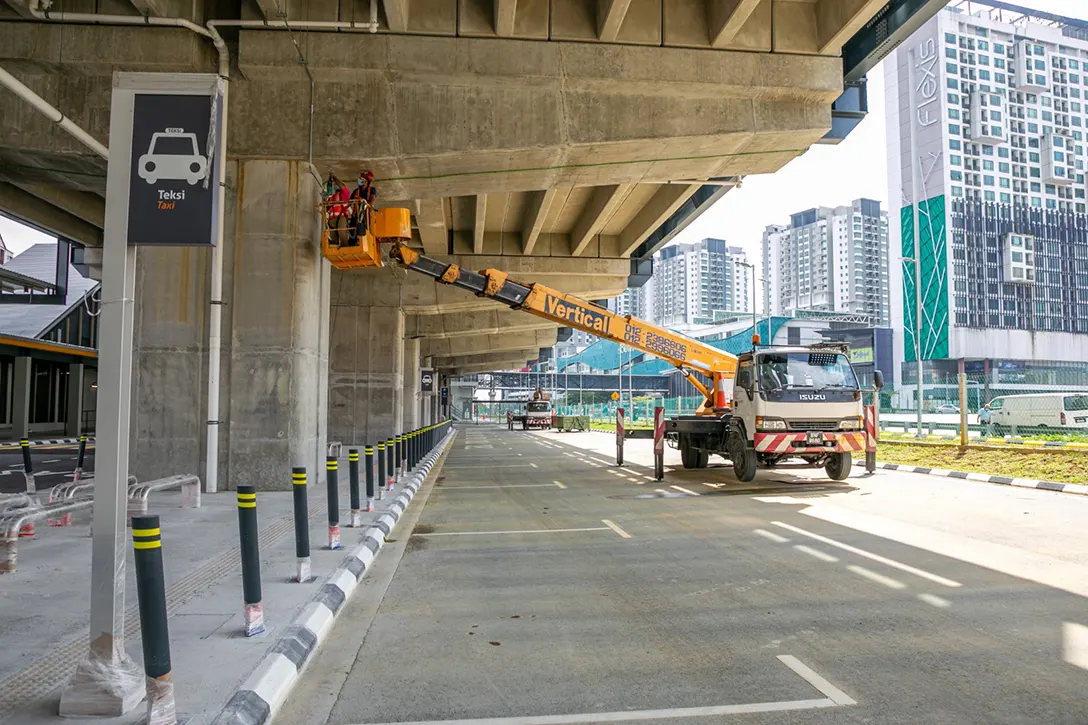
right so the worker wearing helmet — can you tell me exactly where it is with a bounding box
[349,171,376,245]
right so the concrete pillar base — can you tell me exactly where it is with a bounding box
[329,304,405,445]
[59,640,144,717]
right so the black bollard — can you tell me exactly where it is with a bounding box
[393,435,401,483]
[132,514,176,725]
[292,466,311,582]
[348,449,362,526]
[365,445,375,512]
[74,435,88,481]
[376,442,386,501]
[326,456,341,550]
[19,438,34,494]
[236,485,265,636]
[386,437,395,491]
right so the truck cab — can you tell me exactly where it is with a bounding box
[670,343,875,482]
[522,387,553,430]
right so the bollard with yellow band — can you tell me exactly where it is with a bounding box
[132,515,176,725]
[364,445,375,512]
[18,438,35,537]
[326,456,341,550]
[292,466,311,582]
[376,441,386,501]
[236,485,265,636]
[348,449,362,526]
[386,437,395,491]
[394,434,403,481]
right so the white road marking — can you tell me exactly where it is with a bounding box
[847,565,906,590]
[439,484,559,490]
[771,521,962,588]
[415,527,610,537]
[553,481,567,489]
[793,545,839,563]
[917,593,951,608]
[1063,622,1088,671]
[601,519,632,539]
[42,459,60,464]
[669,485,699,496]
[699,481,724,488]
[753,528,790,544]
[776,655,857,706]
[529,463,538,468]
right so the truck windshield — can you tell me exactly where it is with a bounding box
[526,402,550,413]
[756,352,858,392]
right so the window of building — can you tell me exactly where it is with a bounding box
[998,146,1009,158]
[945,32,956,44]
[984,175,995,186]
[950,139,962,150]
[952,186,964,197]
[951,170,963,181]
[947,62,958,74]
[949,108,960,120]
[995,58,1006,69]
[1001,192,1011,203]
[1031,181,1041,192]
[1000,177,1011,188]
[949,123,961,135]
[948,77,959,90]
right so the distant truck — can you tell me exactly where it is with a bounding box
[507,388,553,430]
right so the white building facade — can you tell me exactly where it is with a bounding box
[651,238,749,327]
[886,3,1088,400]
[762,200,890,326]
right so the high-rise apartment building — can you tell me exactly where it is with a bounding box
[608,283,652,320]
[651,239,749,327]
[886,2,1088,394]
[762,200,890,325]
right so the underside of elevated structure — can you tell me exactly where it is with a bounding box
[0,0,925,487]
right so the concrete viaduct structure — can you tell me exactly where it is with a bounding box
[1,0,904,489]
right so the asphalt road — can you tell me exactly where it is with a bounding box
[278,425,1088,725]
[0,443,94,494]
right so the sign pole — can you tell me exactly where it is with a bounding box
[61,72,223,717]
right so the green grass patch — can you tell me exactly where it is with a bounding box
[589,421,653,432]
[874,443,1088,484]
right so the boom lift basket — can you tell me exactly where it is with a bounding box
[320,202,412,270]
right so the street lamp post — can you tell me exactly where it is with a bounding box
[736,260,757,343]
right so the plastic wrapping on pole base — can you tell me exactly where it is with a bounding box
[1,532,17,573]
[18,521,34,538]
[328,524,342,550]
[350,509,362,527]
[366,497,375,512]
[296,556,311,583]
[386,475,395,492]
[58,641,145,717]
[244,602,266,637]
[145,673,176,725]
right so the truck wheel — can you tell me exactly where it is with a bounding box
[680,437,697,469]
[825,453,852,481]
[696,449,709,469]
[728,432,756,482]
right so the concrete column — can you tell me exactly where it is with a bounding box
[12,356,30,440]
[227,160,328,489]
[66,362,84,437]
[329,295,406,445]
[403,338,421,432]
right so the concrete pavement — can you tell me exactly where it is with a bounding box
[279,424,1088,725]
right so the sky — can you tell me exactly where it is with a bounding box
[2,0,1086,268]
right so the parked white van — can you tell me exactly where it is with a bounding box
[987,393,1088,431]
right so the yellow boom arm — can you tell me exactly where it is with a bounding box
[389,243,738,411]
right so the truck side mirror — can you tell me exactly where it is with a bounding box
[873,369,885,390]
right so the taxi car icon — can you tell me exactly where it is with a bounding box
[137,127,208,185]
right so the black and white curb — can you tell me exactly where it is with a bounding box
[211,431,455,725]
[0,437,94,448]
[862,460,1088,497]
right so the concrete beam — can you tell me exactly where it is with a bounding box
[416,197,448,255]
[521,188,555,255]
[333,254,629,315]
[495,0,517,36]
[409,309,556,339]
[571,184,631,257]
[708,0,763,48]
[618,183,699,257]
[12,183,104,230]
[816,0,886,54]
[440,358,534,375]
[597,0,632,42]
[3,0,32,17]
[0,182,102,247]
[384,0,409,32]
[473,194,487,254]
[252,0,285,20]
[433,349,539,369]
[421,328,558,358]
[128,0,178,16]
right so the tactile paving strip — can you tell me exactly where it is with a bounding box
[0,498,327,717]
